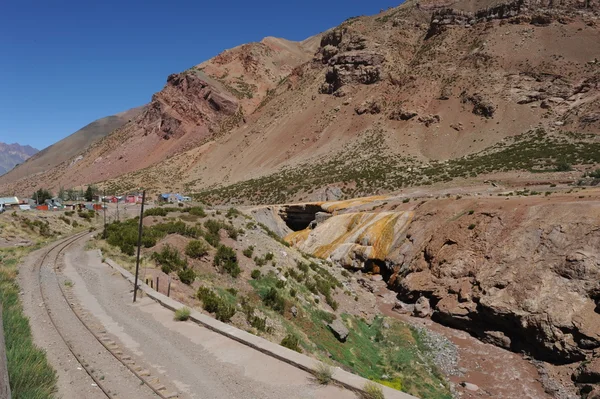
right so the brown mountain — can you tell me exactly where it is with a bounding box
[1,0,598,200]
[0,107,144,187]
[0,143,38,176]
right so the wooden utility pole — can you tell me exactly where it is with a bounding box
[102,190,107,238]
[133,190,146,303]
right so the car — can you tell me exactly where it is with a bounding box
[0,204,5,214]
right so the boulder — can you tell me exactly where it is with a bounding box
[390,109,418,121]
[413,296,432,318]
[460,382,479,391]
[418,114,441,127]
[574,358,600,383]
[328,319,350,342]
[355,100,382,115]
[461,92,495,118]
[325,186,343,201]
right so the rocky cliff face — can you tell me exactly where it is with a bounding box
[280,190,600,396]
[0,142,38,176]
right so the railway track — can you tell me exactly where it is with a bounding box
[37,232,179,399]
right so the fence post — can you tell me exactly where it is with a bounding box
[156,277,159,293]
[167,278,171,298]
[0,303,12,399]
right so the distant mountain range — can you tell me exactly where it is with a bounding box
[0,142,38,176]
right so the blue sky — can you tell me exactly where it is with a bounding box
[0,0,400,150]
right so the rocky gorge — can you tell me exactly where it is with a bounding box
[262,185,600,397]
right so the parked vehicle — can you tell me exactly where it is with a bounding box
[0,204,5,214]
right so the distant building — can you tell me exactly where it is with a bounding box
[158,193,190,203]
[0,196,20,208]
[44,197,63,210]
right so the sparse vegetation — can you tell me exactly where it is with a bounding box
[195,129,600,204]
[177,267,196,285]
[0,249,57,397]
[243,246,254,258]
[174,307,191,321]
[362,382,385,399]
[185,239,209,259]
[315,362,334,385]
[251,269,261,280]
[214,245,240,278]
[280,334,301,353]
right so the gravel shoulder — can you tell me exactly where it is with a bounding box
[62,236,358,399]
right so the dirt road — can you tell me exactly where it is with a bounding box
[20,235,357,399]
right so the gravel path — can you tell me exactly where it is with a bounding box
[60,237,357,399]
[18,236,159,399]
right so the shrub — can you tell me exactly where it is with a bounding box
[251,269,261,280]
[243,246,254,258]
[215,303,236,322]
[177,267,196,285]
[214,245,240,278]
[174,307,191,321]
[254,256,267,267]
[289,288,297,297]
[265,252,274,261]
[197,287,220,313]
[298,262,309,273]
[468,210,475,215]
[315,363,334,385]
[226,287,238,296]
[152,245,187,274]
[197,287,235,321]
[145,207,167,217]
[555,161,572,172]
[189,206,206,217]
[280,334,301,352]
[226,207,241,219]
[402,198,410,203]
[468,224,476,230]
[185,239,209,259]
[263,287,285,314]
[362,382,384,399]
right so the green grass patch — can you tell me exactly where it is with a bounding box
[0,248,57,398]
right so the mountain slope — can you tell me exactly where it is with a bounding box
[1,0,598,199]
[0,107,144,185]
[105,0,600,202]
[0,143,38,176]
[0,37,316,195]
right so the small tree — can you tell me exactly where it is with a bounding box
[33,188,53,204]
[84,186,94,202]
[58,186,66,201]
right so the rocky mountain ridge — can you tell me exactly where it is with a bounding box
[0,142,38,176]
[0,0,598,203]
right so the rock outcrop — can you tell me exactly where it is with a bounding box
[320,51,385,95]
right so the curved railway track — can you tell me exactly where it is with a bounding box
[37,232,178,399]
